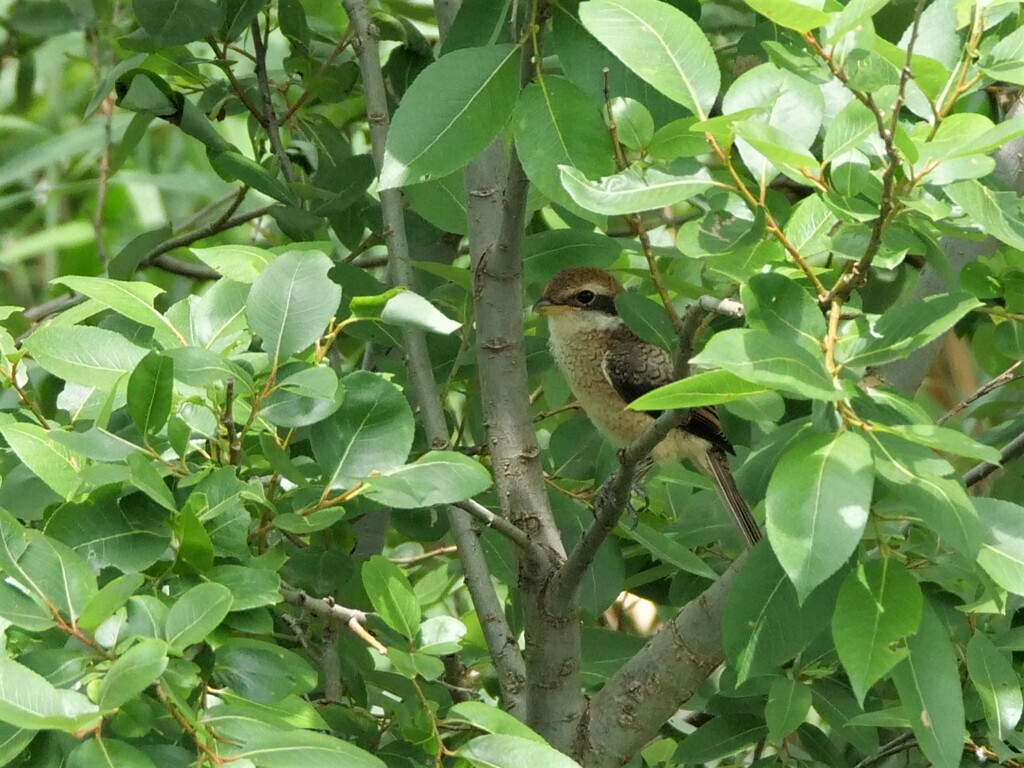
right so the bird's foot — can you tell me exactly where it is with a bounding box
[624,484,649,529]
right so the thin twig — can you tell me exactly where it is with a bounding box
[454,499,543,557]
[818,0,927,303]
[852,732,917,768]
[602,68,682,336]
[937,360,1022,425]
[251,17,299,186]
[279,584,387,654]
[140,203,276,269]
[389,545,459,565]
[552,407,689,605]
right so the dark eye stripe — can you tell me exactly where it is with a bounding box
[587,295,618,315]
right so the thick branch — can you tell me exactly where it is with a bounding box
[578,556,745,768]
[964,429,1024,488]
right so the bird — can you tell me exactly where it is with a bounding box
[533,266,761,548]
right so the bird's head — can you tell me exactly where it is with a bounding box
[532,267,624,318]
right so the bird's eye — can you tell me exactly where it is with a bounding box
[575,290,596,305]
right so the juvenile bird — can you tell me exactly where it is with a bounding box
[534,266,761,548]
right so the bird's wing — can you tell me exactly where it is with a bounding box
[601,330,735,455]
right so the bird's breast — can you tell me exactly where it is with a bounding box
[547,317,711,465]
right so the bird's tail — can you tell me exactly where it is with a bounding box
[699,449,761,549]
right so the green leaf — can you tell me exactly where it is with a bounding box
[608,97,654,150]
[840,292,981,368]
[559,163,715,215]
[45,490,170,572]
[766,431,873,601]
[261,364,342,429]
[362,556,420,638]
[77,573,146,633]
[190,245,274,283]
[127,351,174,436]
[615,292,676,351]
[0,422,84,500]
[0,222,94,267]
[210,565,281,611]
[976,498,1024,596]
[403,171,468,234]
[363,451,493,509]
[98,638,169,711]
[51,275,183,344]
[416,616,468,655]
[310,371,414,489]
[891,601,965,768]
[447,702,545,742]
[944,180,1024,252]
[724,64,823,183]
[0,657,99,732]
[23,326,147,389]
[165,582,233,651]
[379,45,520,189]
[68,738,157,768]
[0,508,97,624]
[624,522,716,579]
[832,559,923,705]
[628,369,770,410]
[126,452,177,512]
[723,541,844,682]
[828,0,889,43]
[743,0,833,32]
[459,734,583,768]
[675,715,768,763]
[876,423,1001,464]
[240,729,386,768]
[513,76,616,219]
[132,0,223,45]
[246,251,341,365]
[579,0,720,119]
[379,290,461,335]
[981,25,1024,84]
[522,229,621,285]
[967,631,1023,741]
[765,677,812,741]
[871,435,980,556]
[691,328,843,400]
[742,272,826,346]
[822,99,877,163]
[208,150,293,203]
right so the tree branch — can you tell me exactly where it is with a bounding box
[251,17,298,187]
[279,583,387,655]
[964,429,1024,488]
[344,0,527,716]
[552,408,688,607]
[578,556,745,768]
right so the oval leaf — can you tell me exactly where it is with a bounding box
[379,45,520,189]
[767,431,873,600]
[246,251,341,366]
[832,559,923,705]
[165,582,233,651]
[580,0,720,119]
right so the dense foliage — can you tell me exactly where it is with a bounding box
[0,0,1023,766]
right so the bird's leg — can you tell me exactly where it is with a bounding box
[625,456,654,525]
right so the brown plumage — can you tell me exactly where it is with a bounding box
[534,266,761,548]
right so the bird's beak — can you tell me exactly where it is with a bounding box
[532,297,555,314]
